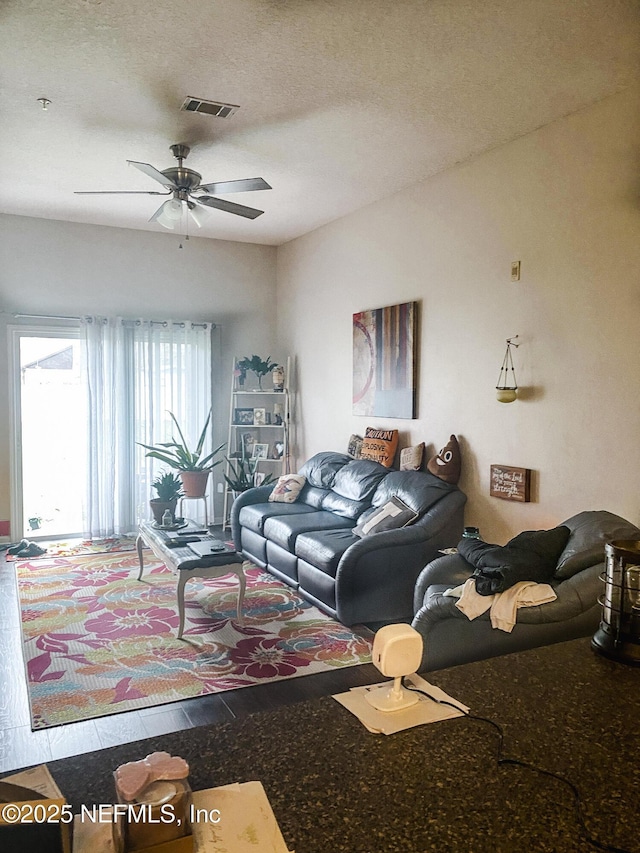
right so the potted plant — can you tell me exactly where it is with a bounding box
[149,471,184,525]
[224,450,277,496]
[138,410,225,498]
[235,355,277,390]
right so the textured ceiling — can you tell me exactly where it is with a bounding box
[1,0,639,246]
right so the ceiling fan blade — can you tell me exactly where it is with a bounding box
[197,177,272,194]
[74,190,172,195]
[196,196,264,219]
[127,160,177,189]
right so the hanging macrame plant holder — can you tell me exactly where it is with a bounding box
[496,336,519,403]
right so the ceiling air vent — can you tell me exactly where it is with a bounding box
[180,97,240,118]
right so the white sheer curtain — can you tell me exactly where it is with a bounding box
[81,316,213,539]
[132,320,213,531]
[82,316,134,538]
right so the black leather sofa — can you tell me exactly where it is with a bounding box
[411,509,640,672]
[231,451,466,625]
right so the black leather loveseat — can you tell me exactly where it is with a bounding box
[411,509,640,672]
[231,451,466,625]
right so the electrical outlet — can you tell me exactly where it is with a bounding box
[511,260,521,281]
[217,483,223,493]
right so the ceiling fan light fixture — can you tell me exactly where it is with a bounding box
[165,199,183,218]
[155,199,183,229]
[188,204,208,229]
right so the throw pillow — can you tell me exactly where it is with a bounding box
[268,474,306,503]
[353,496,418,537]
[347,434,363,459]
[400,443,424,471]
[427,435,461,483]
[359,427,399,468]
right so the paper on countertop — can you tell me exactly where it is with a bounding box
[332,673,469,735]
[72,808,119,853]
[191,781,293,853]
[2,764,64,798]
[71,781,294,853]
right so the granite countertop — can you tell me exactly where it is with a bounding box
[40,639,640,852]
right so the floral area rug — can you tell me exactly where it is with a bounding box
[17,551,373,730]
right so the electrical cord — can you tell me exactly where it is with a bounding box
[402,679,631,853]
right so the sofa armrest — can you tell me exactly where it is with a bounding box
[413,553,473,613]
[334,490,466,624]
[230,485,275,549]
[344,520,439,557]
[342,489,466,564]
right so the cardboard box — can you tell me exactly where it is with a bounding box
[0,767,72,853]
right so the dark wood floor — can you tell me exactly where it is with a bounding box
[0,541,381,775]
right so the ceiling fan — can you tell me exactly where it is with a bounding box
[75,143,271,229]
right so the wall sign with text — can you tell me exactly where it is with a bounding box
[490,465,532,502]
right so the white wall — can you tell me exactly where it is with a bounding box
[3,85,640,543]
[277,84,640,543]
[0,215,277,528]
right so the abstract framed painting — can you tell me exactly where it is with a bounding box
[353,301,418,418]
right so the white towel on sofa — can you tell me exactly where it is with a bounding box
[444,579,557,632]
[445,578,492,619]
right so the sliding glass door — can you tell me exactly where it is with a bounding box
[10,326,86,540]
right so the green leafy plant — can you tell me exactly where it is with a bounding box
[138,410,225,471]
[235,355,277,389]
[224,451,277,493]
[151,471,184,502]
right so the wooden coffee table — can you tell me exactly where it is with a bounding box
[136,520,247,639]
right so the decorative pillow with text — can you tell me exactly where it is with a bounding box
[268,474,306,503]
[400,443,424,471]
[347,434,363,459]
[359,427,399,468]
